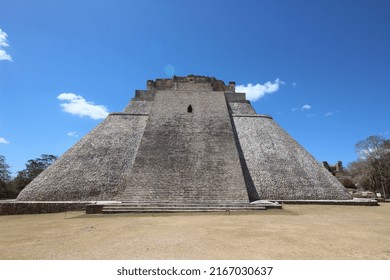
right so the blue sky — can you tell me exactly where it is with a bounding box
[0,0,389,175]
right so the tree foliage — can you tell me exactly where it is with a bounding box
[12,154,57,192]
[0,154,57,199]
[347,135,390,198]
[0,155,16,199]
[0,155,11,182]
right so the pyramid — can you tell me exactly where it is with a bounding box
[17,75,352,205]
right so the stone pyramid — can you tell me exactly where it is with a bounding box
[17,75,352,204]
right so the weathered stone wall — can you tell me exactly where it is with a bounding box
[225,92,246,102]
[0,201,88,215]
[123,100,152,114]
[133,90,156,101]
[232,115,352,200]
[17,114,148,201]
[119,89,250,203]
[228,102,256,114]
[151,76,230,91]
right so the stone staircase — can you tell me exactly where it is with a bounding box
[86,201,281,214]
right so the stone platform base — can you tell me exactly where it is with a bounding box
[272,198,379,206]
[85,200,281,214]
[0,198,379,215]
[0,200,90,215]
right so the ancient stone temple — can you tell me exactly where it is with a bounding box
[10,75,359,214]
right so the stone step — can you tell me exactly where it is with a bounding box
[101,206,267,214]
[102,209,266,214]
[98,201,281,214]
[118,194,245,199]
[85,200,281,214]
[107,204,273,207]
[103,205,269,209]
[107,204,277,208]
[117,201,259,205]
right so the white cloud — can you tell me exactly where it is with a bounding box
[67,131,79,137]
[57,93,109,120]
[291,107,298,112]
[0,29,12,61]
[302,104,311,110]
[236,79,284,102]
[325,112,333,117]
[0,137,10,144]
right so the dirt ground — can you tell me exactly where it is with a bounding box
[0,204,389,260]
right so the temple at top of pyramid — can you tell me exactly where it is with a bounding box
[17,75,352,204]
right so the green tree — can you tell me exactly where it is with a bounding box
[22,154,57,180]
[0,179,8,198]
[0,155,11,182]
[0,155,18,199]
[12,154,57,192]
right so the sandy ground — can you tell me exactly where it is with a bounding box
[0,204,389,260]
